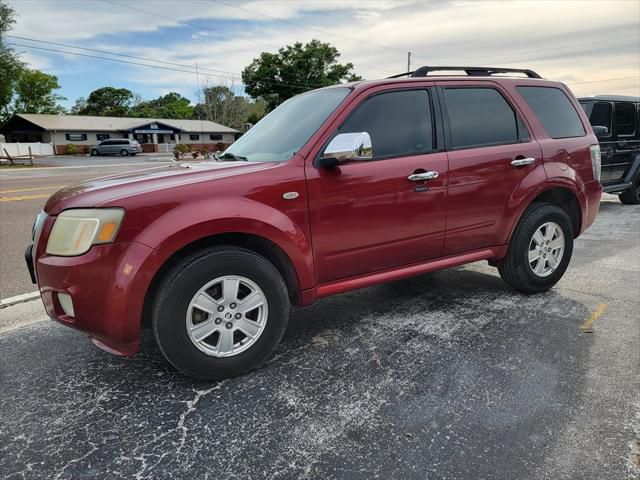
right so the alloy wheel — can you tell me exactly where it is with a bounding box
[528,221,565,278]
[186,276,268,357]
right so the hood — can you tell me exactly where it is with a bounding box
[45,161,276,215]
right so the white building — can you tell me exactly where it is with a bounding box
[1,114,238,154]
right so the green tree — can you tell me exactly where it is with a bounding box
[242,39,361,111]
[0,1,24,121]
[13,68,66,114]
[130,92,193,119]
[78,86,135,116]
[194,85,266,130]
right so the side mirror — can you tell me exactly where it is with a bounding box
[592,125,609,137]
[318,132,373,168]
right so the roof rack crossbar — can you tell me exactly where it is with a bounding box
[386,66,542,79]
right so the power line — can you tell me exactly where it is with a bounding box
[568,76,639,86]
[100,0,390,76]
[100,0,280,50]
[209,0,405,71]
[7,42,321,91]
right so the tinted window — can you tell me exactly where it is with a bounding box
[589,102,612,134]
[210,134,222,141]
[444,88,519,148]
[339,90,433,158]
[615,102,635,136]
[225,87,349,162]
[96,133,110,141]
[189,134,200,141]
[517,86,585,138]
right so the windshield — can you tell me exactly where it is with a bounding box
[224,87,350,162]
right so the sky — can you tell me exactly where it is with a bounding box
[6,0,640,109]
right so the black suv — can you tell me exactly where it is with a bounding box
[579,95,640,204]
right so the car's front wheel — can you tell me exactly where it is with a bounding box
[498,203,573,293]
[152,246,290,380]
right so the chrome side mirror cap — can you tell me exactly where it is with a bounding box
[318,132,373,168]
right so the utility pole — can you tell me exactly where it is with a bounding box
[407,52,411,73]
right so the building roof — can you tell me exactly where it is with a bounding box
[15,114,238,133]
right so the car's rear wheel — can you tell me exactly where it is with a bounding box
[152,246,290,380]
[498,203,573,293]
[619,172,640,204]
[121,149,129,156]
[90,149,99,156]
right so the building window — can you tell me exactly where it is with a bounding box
[189,134,200,141]
[96,133,110,141]
[209,134,222,141]
[65,133,88,141]
[170,134,176,141]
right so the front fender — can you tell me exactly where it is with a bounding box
[133,197,315,290]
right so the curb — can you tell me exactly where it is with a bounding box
[0,291,41,309]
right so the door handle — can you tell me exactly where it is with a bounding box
[511,157,536,167]
[408,171,439,181]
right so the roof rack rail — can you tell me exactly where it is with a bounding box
[387,66,542,79]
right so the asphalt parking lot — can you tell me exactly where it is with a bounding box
[0,195,638,480]
[0,155,175,298]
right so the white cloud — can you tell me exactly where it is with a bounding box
[6,0,640,97]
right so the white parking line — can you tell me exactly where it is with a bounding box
[0,161,174,172]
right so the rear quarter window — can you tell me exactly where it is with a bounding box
[517,86,585,139]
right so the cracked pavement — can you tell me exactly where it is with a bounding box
[1,196,639,479]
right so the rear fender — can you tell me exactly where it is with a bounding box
[500,162,585,246]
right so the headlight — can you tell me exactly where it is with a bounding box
[46,208,125,256]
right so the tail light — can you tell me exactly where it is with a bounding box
[589,144,601,182]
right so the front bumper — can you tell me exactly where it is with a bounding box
[31,240,160,356]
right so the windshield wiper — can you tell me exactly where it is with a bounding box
[217,152,247,162]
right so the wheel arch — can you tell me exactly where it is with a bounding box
[141,232,303,327]
[505,185,583,246]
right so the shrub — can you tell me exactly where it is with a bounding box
[199,148,211,160]
[66,143,77,155]
[191,151,199,159]
[173,143,191,160]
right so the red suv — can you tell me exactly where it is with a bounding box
[26,66,603,380]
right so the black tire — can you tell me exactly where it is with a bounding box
[121,149,129,156]
[152,246,290,380]
[90,149,99,156]
[131,153,137,156]
[498,203,574,293]
[619,172,640,204]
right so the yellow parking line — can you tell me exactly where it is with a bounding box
[0,193,51,202]
[580,303,608,333]
[0,185,64,194]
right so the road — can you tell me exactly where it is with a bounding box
[0,155,174,299]
[0,196,638,480]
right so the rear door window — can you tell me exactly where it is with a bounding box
[339,89,434,159]
[517,86,585,138]
[443,87,523,149]
[614,102,636,137]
